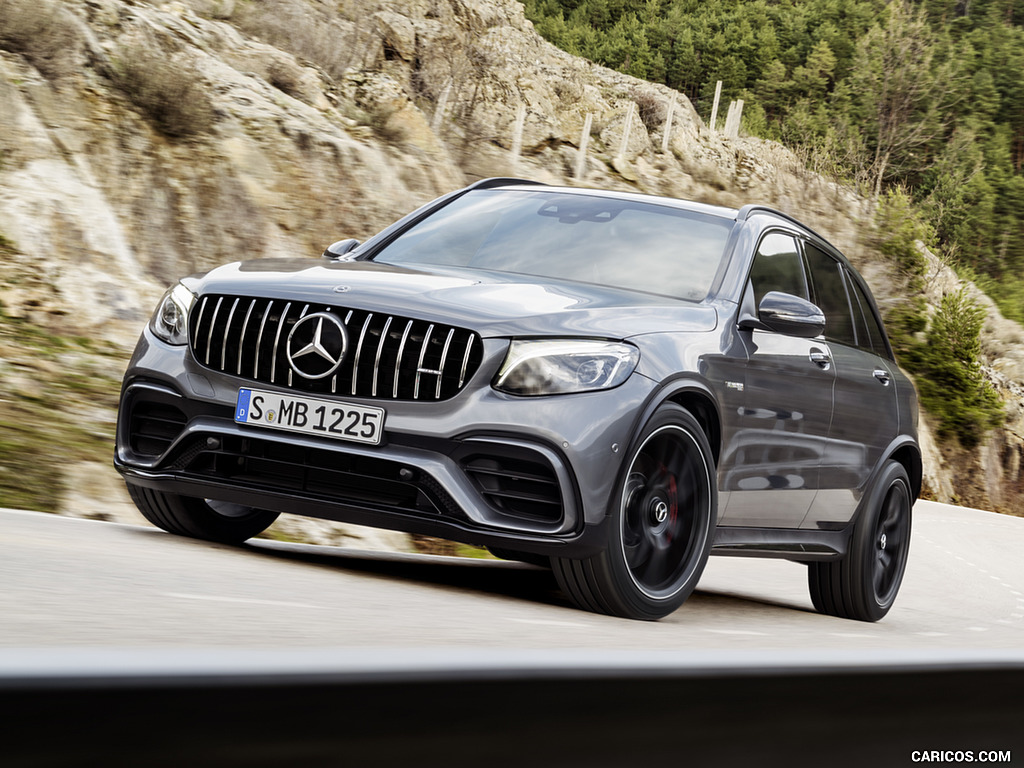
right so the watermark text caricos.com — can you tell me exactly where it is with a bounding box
[912,751,1012,763]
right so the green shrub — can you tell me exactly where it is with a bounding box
[885,297,928,361]
[903,288,1004,447]
[875,186,932,283]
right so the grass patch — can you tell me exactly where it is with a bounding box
[256,527,305,544]
[410,534,495,559]
[0,306,125,511]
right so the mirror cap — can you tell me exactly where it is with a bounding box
[754,291,826,338]
[322,239,361,260]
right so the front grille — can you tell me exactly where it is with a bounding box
[129,402,188,457]
[188,295,483,401]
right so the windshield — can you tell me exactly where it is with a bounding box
[372,189,734,301]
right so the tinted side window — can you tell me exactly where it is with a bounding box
[748,233,808,310]
[848,273,890,356]
[804,243,856,347]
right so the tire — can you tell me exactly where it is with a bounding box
[553,404,716,620]
[127,484,279,545]
[808,461,912,622]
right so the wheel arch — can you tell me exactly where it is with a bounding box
[631,379,722,469]
[666,388,722,469]
[886,438,923,502]
[846,436,922,530]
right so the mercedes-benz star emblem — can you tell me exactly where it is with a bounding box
[286,312,348,380]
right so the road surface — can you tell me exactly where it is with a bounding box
[1,500,1022,650]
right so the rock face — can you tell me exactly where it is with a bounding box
[0,0,1021,529]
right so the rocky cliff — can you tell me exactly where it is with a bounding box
[0,0,1021,534]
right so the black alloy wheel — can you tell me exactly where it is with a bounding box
[553,404,716,620]
[872,476,911,606]
[808,460,912,622]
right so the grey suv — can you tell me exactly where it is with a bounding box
[115,179,920,621]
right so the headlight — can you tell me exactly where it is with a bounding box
[149,283,195,345]
[494,339,639,396]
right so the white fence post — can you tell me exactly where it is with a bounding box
[724,98,744,139]
[709,80,722,134]
[575,113,593,180]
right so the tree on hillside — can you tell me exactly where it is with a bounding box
[846,0,958,199]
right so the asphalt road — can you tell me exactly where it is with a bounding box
[1,500,1022,650]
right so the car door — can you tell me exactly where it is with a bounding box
[719,232,836,529]
[801,243,900,529]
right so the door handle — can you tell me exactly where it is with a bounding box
[809,349,831,369]
[873,369,891,386]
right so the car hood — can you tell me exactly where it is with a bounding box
[187,259,718,338]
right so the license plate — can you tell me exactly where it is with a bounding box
[235,389,385,445]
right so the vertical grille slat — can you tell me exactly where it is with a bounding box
[413,324,435,401]
[220,298,240,371]
[435,328,455,400]
[189,295,482,402]
[192,296,209,349]
[393,320,413,398]
[351,312,373,396]
[458,335,475,388]
[254,300,274,379]
[237,299,257,375]
[204,297,224,366]
[270,301,293,384]
[371,317,393,397]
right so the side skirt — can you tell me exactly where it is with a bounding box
[711,525,852,562]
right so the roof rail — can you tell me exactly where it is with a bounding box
[737,204,835,251]
[467,177,548,191]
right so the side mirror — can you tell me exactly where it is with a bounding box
[322,239,361,260]
[745,291,826,338]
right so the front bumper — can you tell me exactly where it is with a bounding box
[115,329,656,557]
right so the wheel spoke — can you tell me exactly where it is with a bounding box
[625,532,653,570]
[644,544,670,584]
[886,526,905,551]
[873,560,886,595]
[880,485,906,531]
[646,440,675,473]
[878,548,892,572]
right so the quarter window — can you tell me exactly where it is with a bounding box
[847,273,890,356]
